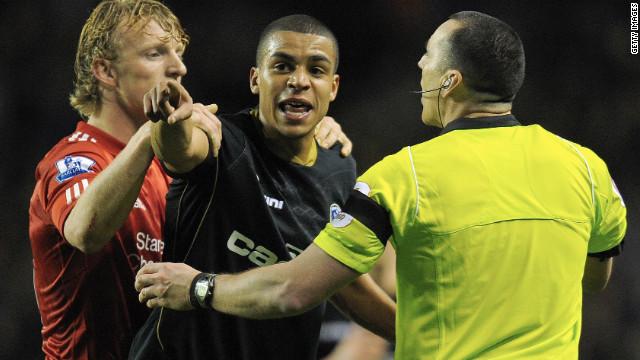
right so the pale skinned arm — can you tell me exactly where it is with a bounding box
[583,256,613,294]
[63,122,155,253]
[145,80,221,174]
[63,80,220,253]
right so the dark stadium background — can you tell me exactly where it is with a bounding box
[1,1,638,358]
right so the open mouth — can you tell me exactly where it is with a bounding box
[279,99,312,116]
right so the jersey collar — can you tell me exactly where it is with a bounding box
[249,108,318,167]
[440,114,521,136]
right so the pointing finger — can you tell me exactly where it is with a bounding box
[206,103,218,115]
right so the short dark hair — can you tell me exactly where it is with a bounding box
[256,14,339,72]
[445,11,525,102]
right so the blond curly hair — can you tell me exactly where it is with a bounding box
[69,0,189,119]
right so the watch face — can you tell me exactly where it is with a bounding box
[195,279,209,298]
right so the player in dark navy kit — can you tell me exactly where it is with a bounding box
[130,14,396,360]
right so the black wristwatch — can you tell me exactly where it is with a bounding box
[190,272,217,309]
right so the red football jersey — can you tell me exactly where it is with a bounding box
[29,122,170,359]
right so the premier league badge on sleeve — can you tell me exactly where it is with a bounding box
[330,203,353,228]
[330,203,342,222]
[55,155,96,183]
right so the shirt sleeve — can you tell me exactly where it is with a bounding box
[315,218,387,274]
[585,149,627,254]
[43,152,107,234]
[314,160,395,274]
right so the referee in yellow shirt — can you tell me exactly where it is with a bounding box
[136,10,627,359]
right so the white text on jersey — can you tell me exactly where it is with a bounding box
[68,131,97,143]
[227,230,303,267]
[264,195,284,209]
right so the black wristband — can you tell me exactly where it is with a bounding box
[203,274,218,309]
[189,272,209,309]
[190,272,218,309]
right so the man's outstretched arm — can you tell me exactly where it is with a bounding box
[136,243,360,316]
[213,244,361,317]
[135,243,395,342]
[145,80,221,174]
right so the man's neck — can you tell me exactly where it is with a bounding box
[87,106,143,144]
[441,102,512,128]
[464,110,512,119]
[251,109,318,166]
[264,134,317,166]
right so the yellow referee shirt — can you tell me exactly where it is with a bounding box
[315,115,626,359]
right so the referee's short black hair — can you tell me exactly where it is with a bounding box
[256,14,339,73]
[446,11,525,102]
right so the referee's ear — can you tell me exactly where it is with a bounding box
[439,70,461,99]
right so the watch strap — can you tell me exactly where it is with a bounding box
[189,272,209,309]
[189,272,218,309]
[203,274,218,309]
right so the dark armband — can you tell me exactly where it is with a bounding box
[587,240,625,261]
[343,189,392,246]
